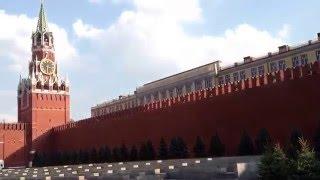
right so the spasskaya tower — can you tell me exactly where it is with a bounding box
[17,1,70,146]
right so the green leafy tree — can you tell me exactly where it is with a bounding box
[130,145,138,161]
[169,137,179,159]
[238,131,254,156]
[120,144,129,161]
[193,136,206,157]
[146,140,156,160]
[98,146,112,163]
[32,152,40,167]
[90,148,98,163]
[313,124,320,158]
[98,147,105,163]
[78,150,84,164]
[83,150,89,164]
[287,129,303,159]
[208,133,225,157]
[177,137,189,158]
[71,151,78,164]
[169,137,189,159]
[104,146,112,162]
[255,128,272,154]
[112,147,121,162]
[295,138,320,177]
[158,138,168,159]
[259,144,289,179]
[139,143,148,160]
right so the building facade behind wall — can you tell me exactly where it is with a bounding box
[91,34,320,117]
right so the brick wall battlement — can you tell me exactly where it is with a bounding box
[52,61,320,133]
[0,123,27,131]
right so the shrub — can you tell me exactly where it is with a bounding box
[258,144,289,179]
[112,147,121,162]
[90,148,98,163]
[208,133,225,157]
[129,145,138,161]
[169,137,179,159]
[71,151,78,164]
[193,136,206,157]
[103,146,112,162]
[295,138,320,178]
[169,137,189,159]
[158,138,168,159]
[139,143,148,160]
[287,129,303,159]
[238,131,254,156]
[120,144,129,161]
[145,140,156,160]
[314,124,320,158]
[255,128,272,154]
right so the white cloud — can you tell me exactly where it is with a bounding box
[0,10,77,73]
[73,19,104,39]
[74,0,287,79]
[278,24,291,39]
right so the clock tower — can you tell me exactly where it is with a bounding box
[17,2,70,151]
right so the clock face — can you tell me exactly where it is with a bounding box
[40,59,55,75]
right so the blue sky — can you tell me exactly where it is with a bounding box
[0,0,319,121]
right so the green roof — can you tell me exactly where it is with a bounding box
[36,1,49,33]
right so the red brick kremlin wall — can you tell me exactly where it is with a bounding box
[0,123,27,167]
[51,62,320,156]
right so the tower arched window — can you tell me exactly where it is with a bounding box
[44,34,49,46]
[36,82,42,89]
[53,83,59,91]
[36,34,42,45]
[60,84,65,91]
[43,84,49,90]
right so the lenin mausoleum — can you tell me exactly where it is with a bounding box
[1,3,320,167]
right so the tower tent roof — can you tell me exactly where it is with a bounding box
[36,1,49,33]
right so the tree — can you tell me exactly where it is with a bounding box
[177,137,189,158]
[90,148,98,163]
[71,151,78,165]
[193,136,206,157]
[295,138,320,177]
[287,129,303,159]
[158,138,168,159]
[120,144,129,161]
[259,144,289,179]
[313,124,320,158]
[146,140,156,160]
[169,137,179,159]
[83,150,89,164]
[129,145,138,161]
[98,146,112,163]
[139,143,148,160]
[255,128,272,154]
[56,152,63,165]
[209,133,225,157]
[104,146,112,162]
[78,150,84,164]
[33,152,40,167]
[238,131,254,156]
[112,147,121,162]
[98,147,105,163]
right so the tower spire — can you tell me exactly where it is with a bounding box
[36,0,49,33]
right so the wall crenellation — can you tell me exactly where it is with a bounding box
[0,123,27,131]
[52,61,320,133]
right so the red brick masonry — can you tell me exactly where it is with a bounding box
[2,62,320,167]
